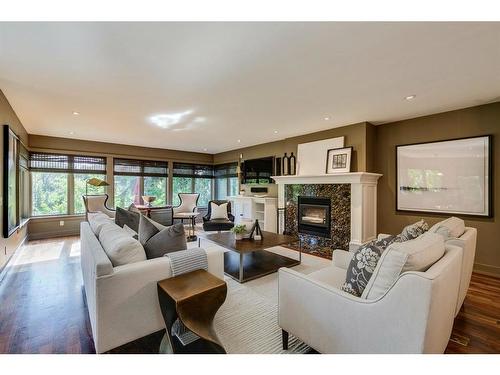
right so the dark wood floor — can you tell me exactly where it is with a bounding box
[0,236,499,354]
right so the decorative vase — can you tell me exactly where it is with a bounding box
[282,153,289,175]
[235,233,243,240]
[241,219,254,238]
[289,152,296,175]
[142,195,156,207]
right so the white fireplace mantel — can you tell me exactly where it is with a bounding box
[272,172,383,251]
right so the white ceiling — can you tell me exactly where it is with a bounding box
[1,22,499,154]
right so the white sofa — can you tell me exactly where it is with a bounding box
[278,224,477,354]
[80,221,224,353]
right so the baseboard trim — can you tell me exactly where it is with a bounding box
[473,262,500,278]
[28,229,80,241]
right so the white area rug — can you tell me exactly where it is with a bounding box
[189,241,330,354]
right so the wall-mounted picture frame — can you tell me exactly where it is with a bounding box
[325,146,352,174]
[3,124,20,238]
[396,135,492,217]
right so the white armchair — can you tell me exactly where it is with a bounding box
[279,244,463,353]
[83,194,115,218]
[173,193,199,221]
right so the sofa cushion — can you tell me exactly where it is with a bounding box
[88,212,114,236]
[115,206,140,233]
[361,233,445,300]
[429,217,465,239]
[138,215,187,259]
[309,266,347,289]
[98,222,146,266]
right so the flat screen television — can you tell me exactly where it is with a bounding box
[242,156,274,184]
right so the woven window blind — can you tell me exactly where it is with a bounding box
[29,152,106,174]
[113,158,168,177]
[173,162,214,178]
[214,162,238,178]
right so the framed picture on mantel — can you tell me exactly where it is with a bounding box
[325,146,352,174]
[396,135,492,217]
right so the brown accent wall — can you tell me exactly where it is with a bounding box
[214,122,371,172]
[0,90,29,270]
[375,102,500,277]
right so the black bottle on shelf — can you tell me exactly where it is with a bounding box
[289,152,296,175]
[282,153,289,175]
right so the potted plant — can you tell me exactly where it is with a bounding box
[231,224,247,240]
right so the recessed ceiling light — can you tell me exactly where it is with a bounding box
[203,148,207,152]
[72,111,80,116]
[237,139,241,143]
[405,95,416,101]
[324,116,331,121]
[274,130,278,134]
[69,131,75,135]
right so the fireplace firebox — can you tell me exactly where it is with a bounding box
[297,196,331,238]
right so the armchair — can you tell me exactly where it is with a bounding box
[172,193,199,223]
[202,200,235,232]
[83,194,115,219]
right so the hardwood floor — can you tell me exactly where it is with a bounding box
[0,236,499,354]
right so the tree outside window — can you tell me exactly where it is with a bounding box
[32,172,68,216]
[74,173,106,214]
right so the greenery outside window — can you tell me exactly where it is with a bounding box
[113,158,168,208]
[172,163,214,207]
[29,152,107,216]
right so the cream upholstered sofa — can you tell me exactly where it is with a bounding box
[80,219,224,353]
[278,219,476,354]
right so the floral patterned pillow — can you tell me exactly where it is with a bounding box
[341,235,401,297]
[340,220,429,297]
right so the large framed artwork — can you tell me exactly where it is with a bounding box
[3,125,19,237]
[396,135,492,217]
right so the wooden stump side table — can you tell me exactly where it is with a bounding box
[157,269,227,354]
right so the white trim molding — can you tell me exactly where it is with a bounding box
[272,172,382,251]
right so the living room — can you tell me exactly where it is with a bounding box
[1,1,499,373]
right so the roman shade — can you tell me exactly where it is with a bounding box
[214,162,238,178]
[172,162,214,178]
[30,152,106,174]
[113,158,168,177]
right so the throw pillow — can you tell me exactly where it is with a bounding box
[138,215,187,259]
[361,233,445,300]
[88,212,114,236]
[341,235,402,297]
[123,224,139,240]
[98,222,146,266]
[399,219,429,241]
[115,206,140,233]
[210,202,229,220]
[429,217,465,239]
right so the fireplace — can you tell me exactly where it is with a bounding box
[297,196,331,238]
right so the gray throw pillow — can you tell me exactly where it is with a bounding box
[138,215,187,259]
[115,206,140,233]
[399,219,429,241]
[341,235,402,297]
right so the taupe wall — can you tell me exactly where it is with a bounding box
[0,90,29,270]
[375,102,500,277]
[214,122,372,172]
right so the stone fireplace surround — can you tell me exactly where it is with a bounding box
[272,173,382,258]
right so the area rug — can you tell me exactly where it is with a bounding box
[214,276,312,354]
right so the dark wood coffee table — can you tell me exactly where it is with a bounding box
[157,270,227,354]
[198,231,300,283]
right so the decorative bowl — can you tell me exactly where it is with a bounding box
[142,195,156,207]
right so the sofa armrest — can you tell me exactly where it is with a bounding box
[332,249,354,269]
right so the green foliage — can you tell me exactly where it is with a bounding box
[144,176,167,206]
[231,224,247,234]
[32,172,68,215]
[114,175,141,208]
[74,174,106,214]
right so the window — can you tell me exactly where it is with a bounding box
[19,144,30,221]
[172,163,214,207]
[113,158,168,208]
[214,163,239,200]
[30,152,107,216]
